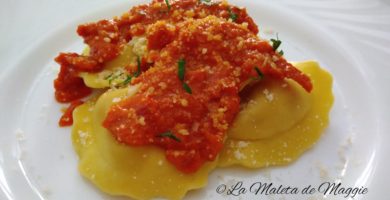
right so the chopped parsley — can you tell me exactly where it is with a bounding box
[104,73,113,80]
[254,66,264,80]
[158,131,181,142]
[104,56,143,87]
[119,56,142,86]
[165,0,171,11]
[228,8,238,22]
[177,58,192,94]
[199,0,217,6]
[182,82,192,94]
[270,34,284,55]
[178,58,186,81]
[199,0,211,4]
[270,38,281,51]
[105,72,124,85]
[249,66,264,82]
[121,75,133,86]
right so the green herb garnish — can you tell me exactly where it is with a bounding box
[254,66,264,80]
[121,75,133,86]
[165,0,171,11]
[158,131,181,142]
[178,58,186,81]
[177,58,192,94]
[228,8,238,22]
[270,38,281,51]
[199,0,217,6]
[106,72,124,85]
[106,56,142,87]
[104,73,113,80]
[182,82,192,94]
[270,34,284,55]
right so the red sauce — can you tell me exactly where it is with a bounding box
[103,13,311,173]
[55,0,313,172]
[54,0,260,103]
[59,100,84,127]
[54,0,262,126]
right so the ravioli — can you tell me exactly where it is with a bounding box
[79,37,147,89]
[72,86,217,200]
[72,61,332,199]
[229,74,313,140]
[218,61,334,168]
[53,0,336,199]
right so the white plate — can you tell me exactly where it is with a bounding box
[1,0,389,199]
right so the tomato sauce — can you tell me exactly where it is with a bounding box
[54,0,263,126]
[103,11,311,173]
[59,99,84,127]
[55,0,312,173]
[54,0,260,104]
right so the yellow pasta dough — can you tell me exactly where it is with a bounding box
[79,37,147,89]
[72,60,332,199]
[79,45,135,89]
[72,86,217,200]
[218,61,334,168]
[229,75,313,140]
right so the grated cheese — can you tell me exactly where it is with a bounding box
[233,150,246,160]
[263,89,274,102]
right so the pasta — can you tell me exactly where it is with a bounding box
[219,61,333,168]
[52,0,334,199]
[79,37,147,89]
[73,87,217,200]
